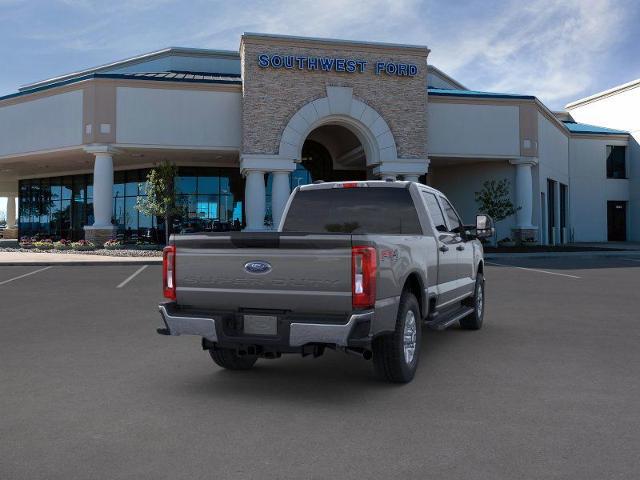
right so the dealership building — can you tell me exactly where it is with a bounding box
[0,33,637,244]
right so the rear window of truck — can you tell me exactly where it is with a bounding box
[282,187,422,234]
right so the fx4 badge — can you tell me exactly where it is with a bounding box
[380,249,399,262]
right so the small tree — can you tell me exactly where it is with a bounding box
[136,161,181,244]
[474,179,519,243]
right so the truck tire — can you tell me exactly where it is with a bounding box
[372,292,421,383]
[460,273,484,330]
[209,348,257,370]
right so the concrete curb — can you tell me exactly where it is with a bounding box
[0,260,162,266]
[486,251,640,260]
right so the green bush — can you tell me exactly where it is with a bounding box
[54,240,73,250]
[33,240,54,250]
[71,240,96,251]
[136,243,161,251]
[104,239,124,250]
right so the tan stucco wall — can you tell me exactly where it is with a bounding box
[240,35,429,160]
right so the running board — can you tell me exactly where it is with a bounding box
[425,306,474,330]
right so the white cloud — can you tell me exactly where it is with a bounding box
[3,0,635,109]
[426,0,628,107]
[183,0,427,47]
[179,0,630,107]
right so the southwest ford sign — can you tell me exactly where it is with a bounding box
[257,54,418,77]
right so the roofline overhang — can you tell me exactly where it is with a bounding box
[1,73,242,105]
[565,78,640,109]
[568,133,629,140]
[240,32,430,56]
[427,65,467,90]
[19,46,240,93]
[428,89,535,100]
[428,89,630,139]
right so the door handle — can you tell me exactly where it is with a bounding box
[439,245,449,252]
[456,245,465,251]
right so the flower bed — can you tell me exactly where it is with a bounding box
[19,236,34,249]
[104,239,124,250]
[2,236,162,257]
[0,246,162,257]
[54,239,73,250]
[33,240,54,250]
[71,240,96,251]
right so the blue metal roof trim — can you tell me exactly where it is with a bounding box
[428,87,535,100]
[562,121,628,135]
[0,72,242,102]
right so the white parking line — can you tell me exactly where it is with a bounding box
[486,261,581,279]
[0,266,53,286]
[116,265,149,289]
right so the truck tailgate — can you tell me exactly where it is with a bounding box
[174,233,353,314]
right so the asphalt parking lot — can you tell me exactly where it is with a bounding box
[1,256,639,479]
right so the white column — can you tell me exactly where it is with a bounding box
[403,174,420,183]
[511,158,537,228]
[6,195,17,228]
[91,152,115,227]
[241,154,296,231]
[271,171,290,229]
[244,170,266,231]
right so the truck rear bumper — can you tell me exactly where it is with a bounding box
[158,304,218,341]
[158,302,373,349]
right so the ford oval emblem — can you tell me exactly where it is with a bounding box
[244,260,272,274]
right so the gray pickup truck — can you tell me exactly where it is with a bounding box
[158,180,493,383]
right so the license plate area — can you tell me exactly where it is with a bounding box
[243,314,278,336]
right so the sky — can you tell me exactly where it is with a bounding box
[1,0,640,214]
[1,0,639,108]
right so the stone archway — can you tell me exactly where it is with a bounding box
[240,86,429,230]
[278,86,398,168]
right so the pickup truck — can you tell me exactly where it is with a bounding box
[158,180,493,383]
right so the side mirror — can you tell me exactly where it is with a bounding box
[475,214,495,239]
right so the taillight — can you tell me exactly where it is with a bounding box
[352,246,377,309]
[163,245,176,300]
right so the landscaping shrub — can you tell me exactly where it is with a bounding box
[71,240,96,251]
[104,239,124,250]
[54,239,73,250]
[33,239,54,250]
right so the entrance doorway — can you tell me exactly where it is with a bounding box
[607,201,627,241]
[300,124,368,182]
[265,124,368,227]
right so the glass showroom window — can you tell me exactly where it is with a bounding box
[18,170,156,241]
[606,146,626,179]
[112,169,158,241]
[19,174,92,240]
[173,167,244,233]
[18,167,241,240]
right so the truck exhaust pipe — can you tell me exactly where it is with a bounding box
[344,347,372,360]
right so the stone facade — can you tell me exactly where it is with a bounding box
[84,226,117,247]
[1,228,18,239]
[240,34,429,161]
